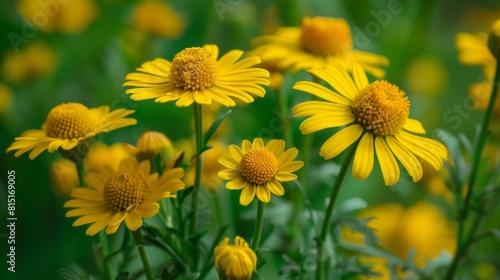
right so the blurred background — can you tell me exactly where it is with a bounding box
[0,0,499,279]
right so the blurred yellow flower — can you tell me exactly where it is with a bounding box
[252,16,389,78]
[51,143,132,197]
[132,0,183,38]
[1,42,56,85]
[218,138,303,206]
[50,158,80,197]
[405,55,449,96]
[214,236,257,280]
[343,202,456,277]
[456,32,496,77]
[123,44,270,107]
[0,82,12,115]
[488,19,500,59]
[64,157,185,235]
[6,103,136,160]
[292,64,447,185]
[16,0,98,33]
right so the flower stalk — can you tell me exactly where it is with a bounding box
[132,230,155,280]
[315,144,357,280]
[446,60,500,279]
[251,200,265,251]
[189,103,204,269]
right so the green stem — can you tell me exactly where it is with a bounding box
[315,145,357,280]
[251,201,265,251]
[274,85,293,146]
[132,230,155,280]
[189,103,204,269]
[446,60,500,279]
[75,161,112,280]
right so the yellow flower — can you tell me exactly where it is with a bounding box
[132,0,183,38]
[214,236,257,280]
[251,16,389,78]
[405,55,449,96]
[124,131,175,162]
[218,138,303,206]
[292,64,447,186]
[456,31,496,78]
[1,42,56,84]
[64,157,185,235]
[342,202,456,274]
[6,102,136,160]
[51,143,132,197]
[16,0,98,33]
[123,44,270,107]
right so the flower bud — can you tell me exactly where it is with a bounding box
[214,236,257,280]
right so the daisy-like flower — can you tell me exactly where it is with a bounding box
[64,157,185,235]
[6,103,136,160]
[214,236,257,280]
[292,64,448,186]
[251,16,389,78]
[123,44,270,107]
[124,130,175,162]
[218,138,303,206]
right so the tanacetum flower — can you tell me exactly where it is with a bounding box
[124,131,175,162]
[6,103,136,160]
[292,64,447,185]
[132,0,183,38]
[123,44,270,107]
[251,16,389,78]
[214,236,257,280]
[218,138,303,206]
[64,157,185,235]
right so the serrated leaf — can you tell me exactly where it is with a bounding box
[203,109,232,146]
[256,257,268,270]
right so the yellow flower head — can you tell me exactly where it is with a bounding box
[1,42,56,85]
[456,32,496,78]
[292,64,448,186]
[251,16,389,78]
[124,131,175,162]
[6,102,136,160]
[50,158,80,197]
[0,82,12,115]
[123,44,270,107]
[132,0,183,38]
[64,157,185,235]
[214,236,257,280]
[218,138,303,206]
[342,202,456,272]
[17,0,98,33]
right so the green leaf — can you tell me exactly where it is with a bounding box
[336,197,368,217]
[203,109,232,146]
[335,217,379,246]
[492,229,500,240]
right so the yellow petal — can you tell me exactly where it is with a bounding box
[218,156,240,169]
[226,177,248,190]
[292,81,351,106]
[374,137,400,186]
[275,172,297,182]
[229,144,244,161]
[352,133,374,180]
[351,63,369,91]
[239,184,256,206]
[403,118,426,134]
[255,185,271,203]
[218,169,241,180]
[252,138,264,149]
[386,136,423,182]
[320,125,363,160]
[124,210,143,231]
[278,148,299,166]
[265,140,285,159]
[278,161,304,173]
[266,180,284,196]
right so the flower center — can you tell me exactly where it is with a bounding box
[169,47,219,91]
[103,170,149,212]
[45,103,93,139]
[299,17,353,57]
[240,148,278,185]
[352,80,410,136]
